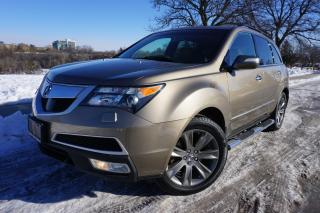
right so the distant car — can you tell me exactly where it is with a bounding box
[28,26,289,194]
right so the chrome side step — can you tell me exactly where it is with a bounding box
[227,119,275,150]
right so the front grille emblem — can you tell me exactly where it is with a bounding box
[43,84,52,98]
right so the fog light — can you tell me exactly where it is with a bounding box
[89,159,130,174]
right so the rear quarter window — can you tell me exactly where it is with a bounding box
[270,44,282,64]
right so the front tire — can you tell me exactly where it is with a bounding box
[158,116,228,195]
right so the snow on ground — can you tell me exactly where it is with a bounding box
[287,67,317,77]
[0,73,319,212]
[0,112,32,156]
[290,74,320,87]
[0,74,44,105]
[0,70,320,212]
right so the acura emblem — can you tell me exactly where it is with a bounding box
[43,84,52,98]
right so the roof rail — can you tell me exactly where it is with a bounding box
[238,25,264,33]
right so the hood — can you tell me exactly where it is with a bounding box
[47,58,199,85]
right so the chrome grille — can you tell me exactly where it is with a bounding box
[39,80,85,113]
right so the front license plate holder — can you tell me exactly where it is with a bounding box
[28,115,48,143]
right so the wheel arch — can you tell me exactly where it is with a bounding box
[197,107,226,133]
[283,87,289,101]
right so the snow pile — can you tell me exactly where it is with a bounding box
[0,112,34,156]
[0,74,44,105]
[287,67,318,77]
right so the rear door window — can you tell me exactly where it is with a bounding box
[253,35,273,65]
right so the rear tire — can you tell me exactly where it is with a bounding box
[158,116,228,195]
[265,92,288,132]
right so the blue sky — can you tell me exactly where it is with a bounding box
[0,0,158,51]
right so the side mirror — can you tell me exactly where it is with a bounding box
[233,56,260,70]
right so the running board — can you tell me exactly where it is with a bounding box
[227,119,275,150]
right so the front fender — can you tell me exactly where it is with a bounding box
[137,74,230,127]
[171,87,230,124]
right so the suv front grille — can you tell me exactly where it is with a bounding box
[42,98,75,112]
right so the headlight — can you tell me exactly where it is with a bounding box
[85,84,164,112]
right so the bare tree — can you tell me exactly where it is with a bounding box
[280,40,299,66]
[243,0,320,47]
[151,0,320,47]
[297,41,320,66]
[151,0,246,30]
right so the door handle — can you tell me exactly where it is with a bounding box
[256,75,262,81]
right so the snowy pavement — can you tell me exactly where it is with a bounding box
[0,72,320,212]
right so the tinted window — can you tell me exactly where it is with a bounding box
[119,29,230,64]
[270,44,282,64]
[253,35,273,65]
[223,32,256,67]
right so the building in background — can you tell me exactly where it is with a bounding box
[52,39,76,50]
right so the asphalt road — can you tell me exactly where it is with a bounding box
[0,75,319,213]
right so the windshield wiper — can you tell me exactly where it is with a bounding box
[136,55,173,62]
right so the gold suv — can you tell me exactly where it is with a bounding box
[28,26,289,194]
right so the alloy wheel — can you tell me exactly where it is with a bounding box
[276,94,287,126]
[166,129,219,186]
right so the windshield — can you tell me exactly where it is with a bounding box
[118,29,230,64]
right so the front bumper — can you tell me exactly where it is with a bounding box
[30,107,188,180]
[38,138,138,181]
[30,79,189,180]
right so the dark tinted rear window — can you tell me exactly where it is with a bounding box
[119,30,230,64]
[270,44,282,64]
[253,35,273,65]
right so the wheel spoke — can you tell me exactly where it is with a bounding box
[194,161,211,179]
[195,133,212,150]
[171,147,186,158]
[167,160,185,179]
[183,131,194,150]
[280,114,285,121]
[198,149,219,160]
[183,165,192,186]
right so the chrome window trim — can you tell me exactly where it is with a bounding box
[51,133,129,156]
